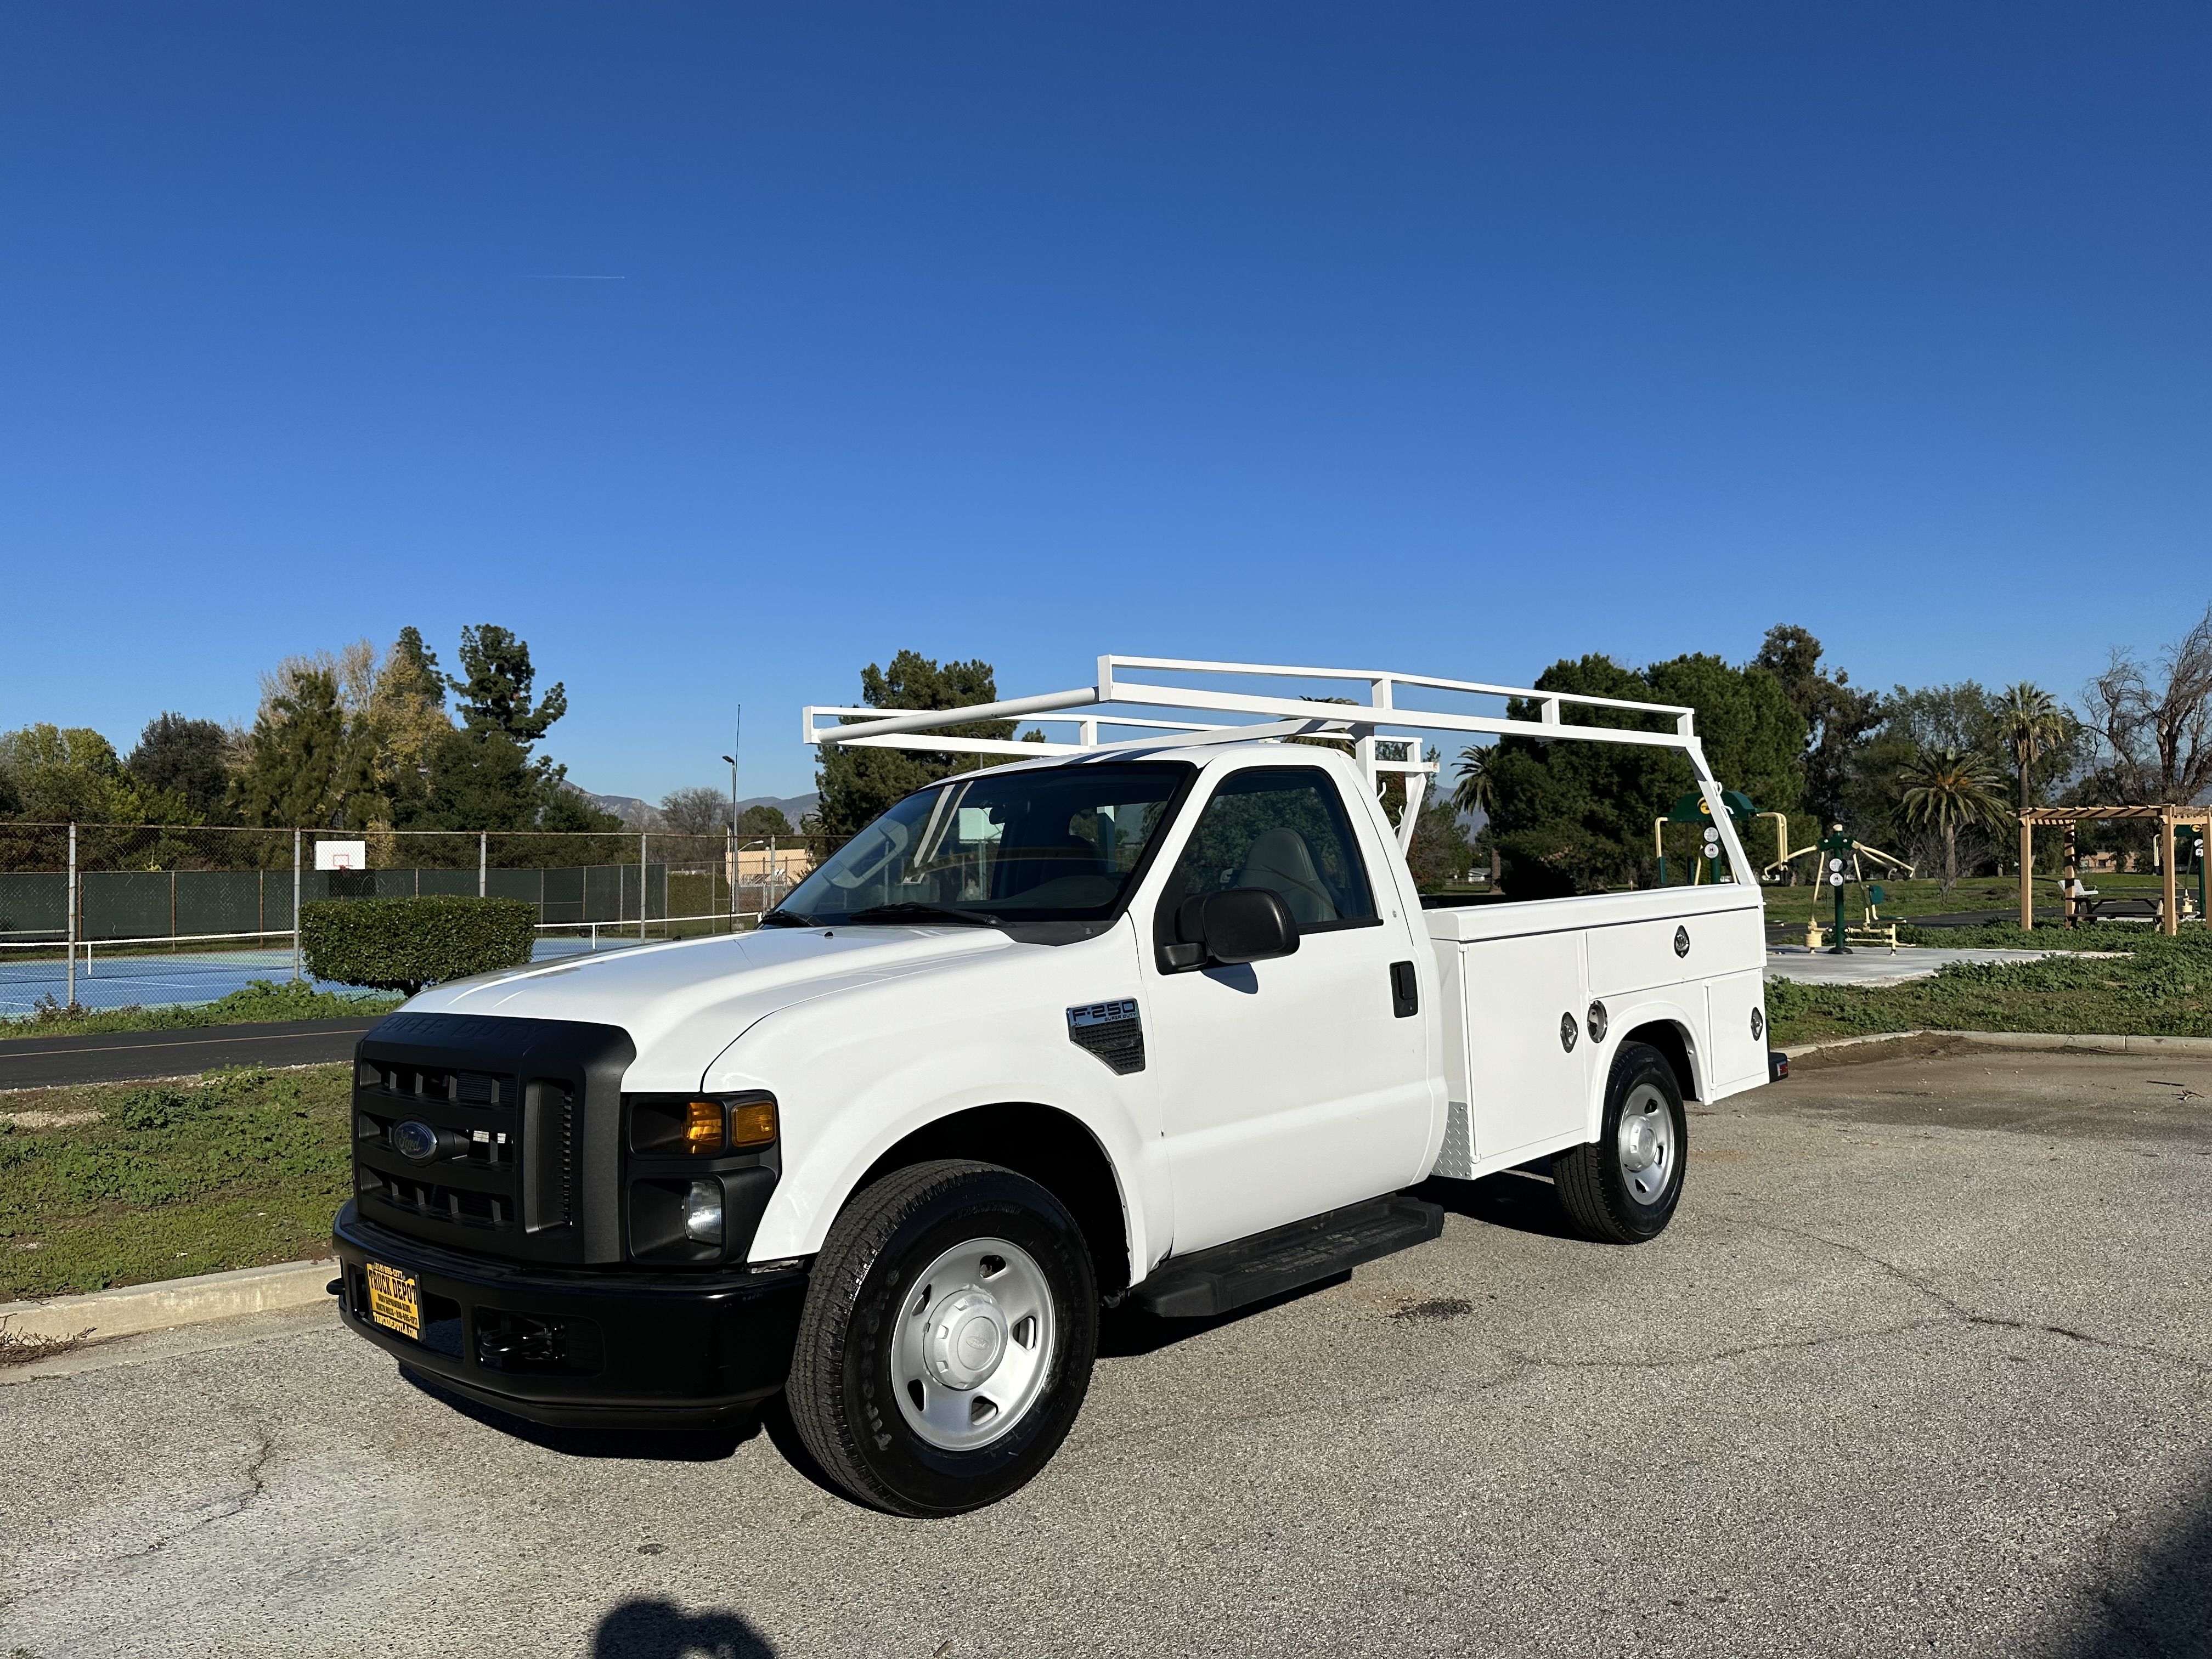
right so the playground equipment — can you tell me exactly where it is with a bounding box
[1792,824,1910,954]
[2018,804,2212,935]
[1652,789,1775,886]
[1769,833,1915,884]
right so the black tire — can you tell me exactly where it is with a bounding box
[785,1159,1099,1516]
[1553,1042,1687,1244]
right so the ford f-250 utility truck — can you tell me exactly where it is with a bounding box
[332,655,1776,1515]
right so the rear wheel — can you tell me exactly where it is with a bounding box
[785,1159,1098,1516]
[1553,1042,1686,1244]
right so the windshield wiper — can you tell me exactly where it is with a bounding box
[758,907,820,928]
[845,902,1005,928]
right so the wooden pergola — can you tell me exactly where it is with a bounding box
[2017,804,2212,935]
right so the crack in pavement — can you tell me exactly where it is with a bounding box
[1716,1212,2212,1377]
[1099,1207,2211,1460]
[1101,1305,1981,1459]
[0,1429,280,1615]
[103,1427,277,1566]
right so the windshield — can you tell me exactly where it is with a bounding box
[776,762,1189,926]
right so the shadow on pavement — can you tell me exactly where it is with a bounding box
[2067,1463,2212,1657]
[1410,1169,1582,1242]
[1096,1274,1347,1359]
[594,1598,775,1658]
[399,1367,758,1462]
[754,1390,852,1505]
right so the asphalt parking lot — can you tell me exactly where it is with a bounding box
[4,1043,2208,1659]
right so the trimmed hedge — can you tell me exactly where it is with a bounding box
[301,895,537,996]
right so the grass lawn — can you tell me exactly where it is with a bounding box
[1760,873,2177,924]
[0,978,401,1043]
[1767,924,2212,1045]
[0,1064,352,1300]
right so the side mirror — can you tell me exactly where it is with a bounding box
[1161,888,1300,970]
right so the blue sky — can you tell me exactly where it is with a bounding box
[2,4,2205,802]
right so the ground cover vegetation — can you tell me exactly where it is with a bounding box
[1764,926,2212,1045]
[0,1063,353,1299]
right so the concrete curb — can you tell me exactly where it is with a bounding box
[1785,1029,2212,1063]
[0,1257,336,1346]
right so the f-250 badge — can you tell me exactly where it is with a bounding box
[1066,1000,1145,1075]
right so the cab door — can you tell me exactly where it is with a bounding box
[1141,763,1431,1254]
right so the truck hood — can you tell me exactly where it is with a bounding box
[397,925,1015,1092]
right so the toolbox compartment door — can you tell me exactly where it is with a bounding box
[1461,930,1593,1163]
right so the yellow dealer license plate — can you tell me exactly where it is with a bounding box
[364,1261,421,1341]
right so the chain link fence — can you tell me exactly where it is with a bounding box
[0,822,845,1017]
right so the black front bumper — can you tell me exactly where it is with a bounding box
[331,1203,808,1430]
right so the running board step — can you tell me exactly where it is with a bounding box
[1130,1195,1446,1319]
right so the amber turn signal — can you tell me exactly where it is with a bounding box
[682,1099,724,1155]
[726,1098,778,1149]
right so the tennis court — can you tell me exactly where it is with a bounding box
[0,934,643,1020]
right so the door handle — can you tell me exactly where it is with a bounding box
[1389,960,1418,1018]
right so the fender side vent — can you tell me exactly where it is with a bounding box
[1068,999,1145,1075]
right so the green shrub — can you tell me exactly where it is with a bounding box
[300,895,535,996]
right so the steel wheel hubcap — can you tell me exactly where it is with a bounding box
[1616,1082,1677,1205]
[891,1238,1056,1452]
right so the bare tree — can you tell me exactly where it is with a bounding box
[2085,607,2212,804]
[658,785,733,837]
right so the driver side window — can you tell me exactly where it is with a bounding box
[1163,766,1378,930]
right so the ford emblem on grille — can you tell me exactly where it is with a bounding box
[392,1120,440,1163]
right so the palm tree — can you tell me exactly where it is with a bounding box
[1995,682,2072,812]
[1452,746,1500,886]
[1898,746,2012,891]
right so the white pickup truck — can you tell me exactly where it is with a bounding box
[332,656,1777,1515]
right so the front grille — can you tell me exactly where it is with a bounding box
[353,1064,524,1237]
[357,1165,514,1229]
[358,1058,517,1109]
[349,1013,633,1265]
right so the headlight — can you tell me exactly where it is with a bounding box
[629,1093,779,1156]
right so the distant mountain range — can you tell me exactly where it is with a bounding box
[575,789,820,830]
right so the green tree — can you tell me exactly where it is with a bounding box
[1483,651,1805,896]
[1753,625,1883,826]
[1404,800,1474,889]
[368,627,453,818]
[126,714,232,819]
[1451,745,1500,885]
[812,651,1014,836]
[1995,682,2074,812]
[448,624,567,750]
[1898,746,2012,891]
[232,668,376,829]
[399,726,622,842]
[738,803,794,836]
[0,725,150,822]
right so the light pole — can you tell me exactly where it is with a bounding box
[721,706,743,924]
[721,702,743,826]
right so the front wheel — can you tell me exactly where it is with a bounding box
[1553,1042,1687,1244]
[785,1159,1098,1516]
